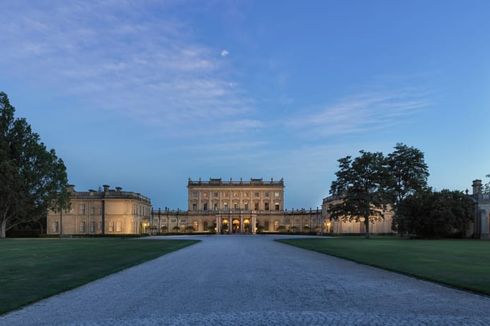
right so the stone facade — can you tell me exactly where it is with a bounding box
[151,178,325,234]
[47,185,152,235]
[321,196,394,234]
[471,179,490,239]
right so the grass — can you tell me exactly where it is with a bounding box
[278,237,490,295]
[0,238,198,315]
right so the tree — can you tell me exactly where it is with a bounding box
[329,151,390,238]
[0,92,69,238]
[483,174,490,194]
[386,143,429,207]
[386,143,429,232]
[396,189,474,238]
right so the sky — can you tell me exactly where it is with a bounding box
[1,0,489,209]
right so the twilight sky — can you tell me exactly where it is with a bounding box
[1,0,489,209]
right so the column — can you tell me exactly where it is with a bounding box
[229,215,232,234]
[252,215,256,234]
[240,216,244,233]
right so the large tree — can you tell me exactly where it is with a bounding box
[329,151,390,238]
[386,143,429,232]
[0,92,69,238]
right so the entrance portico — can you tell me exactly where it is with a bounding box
[215,212,257,234]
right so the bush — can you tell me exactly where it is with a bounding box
[395,190,474,238]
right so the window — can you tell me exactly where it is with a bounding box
[254,192,260,197]
[265,192,270,197]
[116,221,122,232]
[80,204,86,215]
[274,192,280,198]
[214,203,218,210]
[234,203,239,210]
[214,192,219,197]
[109,221,114,232]
[90,207,96,215]
[90,221,96,233]
[275,203,280,211]
[80,221,86,233]
[98,222,102,231]
[192,203,197,211]
[244,192,248,197]
[224,202,228,210]
[203,203,208,211]
[234,192,239,197]
[264,202,269,211]
[203,192,208,198]
[193,191,198,197]
[52,221,59,233]
[171,218,177,222]
[254,202,259,210]
[244,203,249,210]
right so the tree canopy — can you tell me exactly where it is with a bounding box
[0,92,69,238]
[328,143,430,238]
[396,189,474,238]
[329,151,390,238]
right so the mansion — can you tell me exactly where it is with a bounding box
[149,178,393,235]
[47,178,394,236]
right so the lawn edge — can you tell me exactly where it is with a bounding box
[0,239,199,316]
[276,238,490,298]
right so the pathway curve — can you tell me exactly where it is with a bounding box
[1,235,490,325]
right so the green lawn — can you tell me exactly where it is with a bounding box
[278,237,490,295]
[0,238,197,315]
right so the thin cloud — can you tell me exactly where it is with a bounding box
[0,1,256,137]
[286,88,431,137]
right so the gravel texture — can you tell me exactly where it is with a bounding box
[2,235,490,325]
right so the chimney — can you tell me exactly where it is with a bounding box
[115,187,122,192]
[103,185,110,192]
[472,179,482,195]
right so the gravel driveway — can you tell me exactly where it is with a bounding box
[1,235,490,325]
